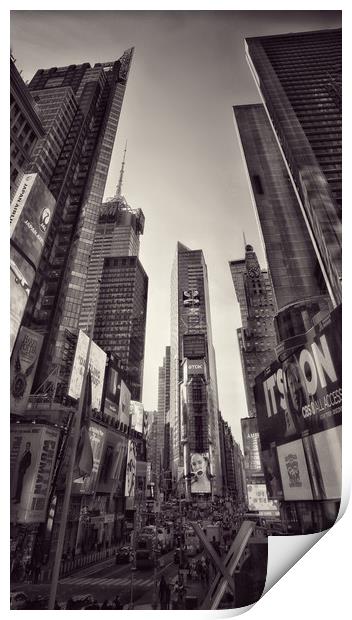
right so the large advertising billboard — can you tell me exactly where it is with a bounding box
[10,327,44,415]
[97,432,128,494]
[75,423,106,495]
[125,439,137,498]
[129,400,144,433]
[10,173,55,271]
[10,249,35,354]
[103,364,120,420]
[10,424,59,523]
[190,452,211,494]
[254,306,341,501]
[246,483,280,515]
[118,380,131,426]
[68,330,107,410]
[241,417,262,476]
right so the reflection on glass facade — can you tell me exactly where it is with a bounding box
[93,256,148,402]
[233,105,330,313]
[22,50,134,394]
[245,29,341,304]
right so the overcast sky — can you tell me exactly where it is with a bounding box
[10,9,342,447]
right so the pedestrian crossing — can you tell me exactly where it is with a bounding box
[60,575,154,588]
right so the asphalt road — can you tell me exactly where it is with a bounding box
[12,549,184,608]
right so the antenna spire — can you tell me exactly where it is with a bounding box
[242,231,247,250]
[116,141,127,197]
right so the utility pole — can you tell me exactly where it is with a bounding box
[48,278,101,609]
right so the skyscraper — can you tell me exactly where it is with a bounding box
[229,243,277,417]
[245,29,341,305]
[93,255,148,401]
[21,49,134,395]
[170,242,222,498]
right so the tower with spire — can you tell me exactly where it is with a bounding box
[79,145,145,333]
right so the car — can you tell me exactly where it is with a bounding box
[115,546,132,564]
[66,594,98,610]
[10,591,28,610]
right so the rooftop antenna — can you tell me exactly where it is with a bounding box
[116,141,127,197]
[242,231,248,250]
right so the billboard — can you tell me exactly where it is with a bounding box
[103,364,120,419]
[68,330,107,410]
[10,248,35,354]
[130,400,144,433]
[125,439,137,498]
[77,423,106,495]
[183,290,200,307]
[10,424,59,523]
[241,417,262,475]
[97,432,128,494]
[277,440,314,501]
[187,359,205,376]
[190,452,211,494]
[10,173,55,271]
[255,305,341,449]
[118,380,131,426]
[246,483,280,515]
[302,426,342,501]
[10,327,44,415]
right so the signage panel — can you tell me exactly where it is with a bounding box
[10,424,59,523]
[68,330,107,410]
[10,327,44,414]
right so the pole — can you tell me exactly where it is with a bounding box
[48,278,101,609]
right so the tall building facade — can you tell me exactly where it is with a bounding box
[79,194,145,333]
[229,244,277,417]
[21,49,134,395]
[10,57,45,198]
[93,255,148,401]
[170,242,222,498]
[245,29,342,305]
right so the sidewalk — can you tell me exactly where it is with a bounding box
[128,572,208,610]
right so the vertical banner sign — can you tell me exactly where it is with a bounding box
[190,452,211,494]
[68,330,107,410]
[10,327,44,414]
[241,417,263,476]
[255,305,342,501]
[125,439,137,498]
[129,400,144,433]
[10,425,59,523]
[103,365,119,419]
[118,380,131,426]
[80,423,105,494]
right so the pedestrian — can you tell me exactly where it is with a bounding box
[165,581,171,610]
[114,595,123,610]
[159,575,168,609]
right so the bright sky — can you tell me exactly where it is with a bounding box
[10,9,342,447]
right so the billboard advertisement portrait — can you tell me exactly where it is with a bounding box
[10,327,44,415]
[10,173,55,271]
[190,452,211,494]
[79,423,106,495]
[68,330,107,410]
[130,400,144,433]
[10,424,59,523]
[103,365,119,419]
[125,440,137,498]
[277,439,313,501]
[118,380,131,426]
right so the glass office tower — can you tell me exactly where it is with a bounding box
[245,29,341,305]
[170,242,222,498]
[21,49,134,394]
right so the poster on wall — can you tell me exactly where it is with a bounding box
[10,424,59,523]
[10,327,44,415]
[190,452,211,494]
[68,330,107,410]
